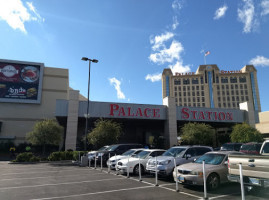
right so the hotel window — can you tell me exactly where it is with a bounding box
[223,97,226,101]
[236,91,239,95]
[174,80,181,85]
[231,90,234,95]
[183,86,186,91]
[241,96,244,101]
[197,103,200,107]
[227,91,230,95]
[197,91,200,96]
[236,96,239,101]
[202,97,205,102]
[227,96,230,101]
[188,92,190,96]
[222,85,224,90]
[184,103,187,106]
[179,93,182,96]
[183,79,190,85]
[184,98,186,102]
[192,91,195,96]
[202,103,205,107]
[196,86,199,90]
[231,85,234,89]
[193,103,196,107]
[175,98,178,102]
[222,91,225,95]
[200,77,204,84]
[221,77,228,83]
[217,91,220,95]
[239,76,246,83]
[179,86,181,91]
[246,96,249,101]
[192,86,195,90]
[184,92,186,96]
[201,91,204,96]
[193,97,196,102]
[241,90,244,95]
[187,86,190,90]
[235,85,238,89]
[228,103,231,107]
[197,97,200,102]
[192,78,199,84]
[188,103,191,106]
[230,77,237,83]
[179,103,182,106]
[226,85,229,89]
[201,86,204,90]
[216,76,219,83]
[232,96,235,101]
[218,97,221,101]
[175,92,177,97]
[179,98,182,102]
[174,87,177,91]
[240,84,243,89]
[217,85,220,90]
[218,103,221,107]
[188,97,191,102]
[233,103,236,107]
[223,103,226,108]
[244,84,247,89]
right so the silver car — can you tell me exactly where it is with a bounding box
[173,151,244,190]
[146,146,213,177]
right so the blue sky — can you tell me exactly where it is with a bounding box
[1,0,269,111]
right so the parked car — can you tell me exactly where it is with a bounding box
[107,148,145,169]
[220,143,242,151]
[173,151,243,190]
[146,146,213,177]
[239,142,262,155]
[228,140,269,191]
[116,149,165,175]
[96,144,143,166]
[88,145,110,163]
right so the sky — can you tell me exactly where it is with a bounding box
[0,0,269,111]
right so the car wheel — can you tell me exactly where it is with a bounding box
[207,173,220,190]
[133,164,144,175]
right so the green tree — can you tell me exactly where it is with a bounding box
[230,123,263,143]
[180,122,215,146]
[26,119,63,155]
[87,119,122,149]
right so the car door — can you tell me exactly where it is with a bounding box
[181,148,196,165]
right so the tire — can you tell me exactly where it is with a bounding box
[207,173,220,190]
[133,164,144,175]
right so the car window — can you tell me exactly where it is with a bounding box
[185,148,196,157]
[262,143,269,153]
[196,147,211,156]
[234,144,242,151]
[163,147,186,157]
[195,153,225,165]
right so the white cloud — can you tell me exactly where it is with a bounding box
[249,55,269,67]
[261,0,269,16]
[149,40,184,64]
[172,0,183,11]
[169,61,191,74]
[172,16,179,30]
[237,0,256,33]
[109,77,126,99]
[214,5,228,20]
[150,32,174,51]
[145,73,162,82]
[0,0,44,33]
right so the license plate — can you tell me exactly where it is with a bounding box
[249,178,260,185]
[179,176,184,182]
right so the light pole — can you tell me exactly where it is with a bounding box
[81,57,98,151]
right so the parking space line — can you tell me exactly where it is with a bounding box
[208,193,240,199]
[0,177,125,190]
[1,168,91,176]
[0,172,106,181]
[30,185,154,200]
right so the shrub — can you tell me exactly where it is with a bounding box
[48,151,78,161]
[15,152,40,162]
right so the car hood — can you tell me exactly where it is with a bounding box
[150,156,174,162]
[177,162,222,172]
[109,155,126,160]
[120,157,147,164]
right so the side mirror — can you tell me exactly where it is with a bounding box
[224,161,228,165]
[193,158,197,162]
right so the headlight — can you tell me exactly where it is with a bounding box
[158,160,171,165]
[190,171,203,177]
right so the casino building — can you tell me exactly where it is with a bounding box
[0,59,266,151]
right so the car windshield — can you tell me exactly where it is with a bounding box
[221,144,234,151]
[135,151,151,159]
[240,144,262,151]
[195,154,226,165]
[122,149,136,156]
[162,147,186,157]
[107,145,119,151]
[98,146,109,151]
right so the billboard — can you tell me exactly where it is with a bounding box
[0,59,44,104]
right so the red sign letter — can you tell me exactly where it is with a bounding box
[109,104,119,116]
[182,108,190,119]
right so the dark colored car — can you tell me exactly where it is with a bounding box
[239,142,262,155]
[220,143,242,151]
[96,144,143,165]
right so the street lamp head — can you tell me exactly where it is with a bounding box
[91,59,98,63]
[81,57,89,61]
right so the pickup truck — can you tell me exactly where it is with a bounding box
[227,140,269,190]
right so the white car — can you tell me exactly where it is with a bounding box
[116,149,165,175]
[88,145,110,163]
[106,148,145,169]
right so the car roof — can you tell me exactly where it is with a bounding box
[205,151,244,155]
[141,149,165,152]
[171,145,212,148]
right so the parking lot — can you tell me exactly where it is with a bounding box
[0,161,268,200]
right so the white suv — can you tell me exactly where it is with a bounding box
[146,146,213,177]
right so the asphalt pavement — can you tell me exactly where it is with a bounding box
[0,161,268,200]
